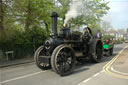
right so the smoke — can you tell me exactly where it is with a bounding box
[100,12,113,32]
[64,1,83,24]
[64,0,93,25]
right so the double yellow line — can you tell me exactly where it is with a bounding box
[103,46,128,79]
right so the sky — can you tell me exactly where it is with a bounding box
[103,0,128,30]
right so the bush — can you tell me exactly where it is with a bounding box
[114,39,123,44]
[102,35,115,41]
[0,27,48,59]
[119,38,125,42]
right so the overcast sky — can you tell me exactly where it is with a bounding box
[103,0,128,30]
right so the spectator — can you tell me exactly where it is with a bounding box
[97,30,102,39]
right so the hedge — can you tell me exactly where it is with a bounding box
[0,27,48,59]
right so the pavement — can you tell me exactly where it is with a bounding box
[0,58,34,68]
[112,47,128,74]
[0,43,128,85]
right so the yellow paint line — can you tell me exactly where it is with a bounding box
[103,46,128,79]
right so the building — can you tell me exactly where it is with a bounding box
[102,28,128,40]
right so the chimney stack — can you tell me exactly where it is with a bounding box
[51,12,58,38]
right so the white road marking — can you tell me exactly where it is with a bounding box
[0,71,45,84]
[92,73,100,77]
[100,70,104,73]
[83,78,91,83]
[111,67,128,76]
[78,70,103,85]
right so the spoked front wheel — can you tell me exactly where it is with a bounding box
[34,45,51,70]
[51,45,76,76]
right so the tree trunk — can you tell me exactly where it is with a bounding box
[0,0,4,31]
[25,0,32,30]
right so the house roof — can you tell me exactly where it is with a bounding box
[117,29,127,34]
[109,28,117,33]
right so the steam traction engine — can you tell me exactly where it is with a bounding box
[34,12,103,76]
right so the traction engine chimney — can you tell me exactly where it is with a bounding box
[51,12,58,38]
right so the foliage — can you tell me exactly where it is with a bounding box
[102,35,114,41]
[0,27,48,59]
[57,0,110,29]
[114,39,123,44]
[89,23,102,36]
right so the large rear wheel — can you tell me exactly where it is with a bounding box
[51,45,76,76]
[91,40,103,63]
[110,48,113,56]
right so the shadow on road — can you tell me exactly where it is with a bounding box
[49,53,118,76]
[68,53,118,76]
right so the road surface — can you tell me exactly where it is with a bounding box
[0,43,128,85]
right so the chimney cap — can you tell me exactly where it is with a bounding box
[51,12,59,17]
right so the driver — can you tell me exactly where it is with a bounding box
[82,27,93,44]
[82,27,93,56]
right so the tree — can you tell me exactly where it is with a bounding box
[56,0,70,20]
[0,0,19,32]
[0,0,4,31]
[0,0,110,33]
[52,0,70,29]
[80,0,110,26]
[0,0,13,38]
[59,0,109,29]
[11,0,54,33]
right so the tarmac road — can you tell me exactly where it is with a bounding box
[0,43,128,85]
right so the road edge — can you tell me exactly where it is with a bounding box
[103,46,128,79]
